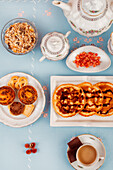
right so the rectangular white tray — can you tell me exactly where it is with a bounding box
[50,76,113,127]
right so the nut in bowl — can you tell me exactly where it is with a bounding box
[1,18,38,55]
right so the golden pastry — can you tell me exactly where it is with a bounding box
[15,77,28,89]
[95,82,113,116]
[78,82,103,117]
[0,86,15,105]
[52,84,86,118]
[18,85,38,105]
[7,76,19,89]
[22,104,34,117]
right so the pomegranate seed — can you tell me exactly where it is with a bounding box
[29,142,36,148]
[26,150,31,154]
[31,148,37,153]
[25,143,29,148]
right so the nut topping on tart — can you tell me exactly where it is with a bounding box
[18,85,38,105]
[78,82,103,117]
[95,82,113,116]
[0,86,15,105]
[52,84,86,118]
[8,102,25,116]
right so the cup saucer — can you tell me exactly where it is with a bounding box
[67,134,106,170]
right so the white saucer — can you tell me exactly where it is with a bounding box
[66,46,111,73]
[0,72,45,128]
[67,134,106,170]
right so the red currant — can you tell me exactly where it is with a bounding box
[25,143,29,148]
[31,148,37,153]
[26,150,31,154]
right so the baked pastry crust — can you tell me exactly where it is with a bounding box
[22,104,34,117]
[15,77,28,89]
[52,84,86,118]
[8,102,25,116]
[78,82,103,117]
[0,86,15,105]
[95,82,113,116]
[7,76,19,89]
[18,85,38,105]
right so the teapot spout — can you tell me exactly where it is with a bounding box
[52,1,71,12]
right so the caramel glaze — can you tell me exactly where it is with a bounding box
[56,87,85,114]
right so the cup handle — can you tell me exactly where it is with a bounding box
[64,31,71,38]
[39,56,46,62]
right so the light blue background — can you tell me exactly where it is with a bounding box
[0,0,113,169]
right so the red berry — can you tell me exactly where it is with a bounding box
[26,150,31,154]
[31,148,37,153]
[25,143,29,148]
[29,142,36,148]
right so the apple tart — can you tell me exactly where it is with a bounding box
[52,84,86,118]
[95,82,113,116]
[78,82,103,117]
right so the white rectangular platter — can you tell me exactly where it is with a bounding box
[50,76,113,127]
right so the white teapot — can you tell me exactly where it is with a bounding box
[52,0,113,37]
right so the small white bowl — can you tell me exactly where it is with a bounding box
[66,45,111,73]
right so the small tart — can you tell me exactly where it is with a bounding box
[8,102,25,116]
[78,82,103,117]
[0,86,15,105]
[18,85,38,105]
[95,82,113,116]
[52,84,86,118]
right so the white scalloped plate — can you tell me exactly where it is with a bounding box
[0,72,45,128]
[67,134,106,170]
[66,46,111,73]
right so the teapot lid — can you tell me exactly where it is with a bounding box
[81,0,107,16]
[40,32,70,61]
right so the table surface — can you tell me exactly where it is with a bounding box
[0,0,113,170]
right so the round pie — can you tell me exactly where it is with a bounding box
[8,102,25,116]
[0,86,15,105]
[18,85,38,105]
[78,82,103,117]
[52,84,86,118]
[95,82,113,116]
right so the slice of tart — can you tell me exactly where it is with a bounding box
[52,84,86,118]
[78,82,103,117]
[95,82,113,116]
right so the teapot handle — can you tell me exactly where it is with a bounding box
[64,31,71,38]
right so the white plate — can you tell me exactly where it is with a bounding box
[0,72,45,128]
[66,46,111,73]
[50,76,113,127]
[67,134,106,170]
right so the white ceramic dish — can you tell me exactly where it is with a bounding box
[66,46,111,73]
[0,72,45,128]
[67,134,106,170]
[50,76,113,127]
